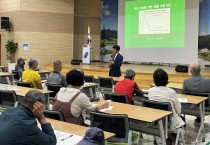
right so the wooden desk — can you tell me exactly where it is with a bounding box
[0,72,15,85]
[143,93,207,105]
[39,70,51,79]
[139,94,208,143]
[0,84,52,108]
[82,82,98,89]
[94,101,171,145]
[151,83,183,90]
[0,66,5,72]
[47,118,115,140]
[167,83,183,90]
[176,94,207,105]
[95,101,171,123]
[177,94,207,143]
[42,80,47,83]
[91,74,122,82]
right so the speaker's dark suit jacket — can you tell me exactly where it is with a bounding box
[109,53,123,77]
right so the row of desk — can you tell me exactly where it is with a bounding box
[0,70,207,144]
[0,71,51,85]
[94,93,208,144]
[46,118,115,142]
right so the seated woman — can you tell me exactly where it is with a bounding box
[53,69,109,125]
[114,69,143,104]
[148,68,185,129]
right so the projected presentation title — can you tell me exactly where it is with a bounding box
[134,4,172,10]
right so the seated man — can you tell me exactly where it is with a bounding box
[183,63,210,126]
[15,57,26,76]
[22,59,43,89]
[114,69,143,104]
[47,60,68,87]
[0,90,56,145]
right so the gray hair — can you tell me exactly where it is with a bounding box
[22,90,45,105]
[125,69,136,79]
[28,59,38,68]
[53,60,62,71]
[190,63,201,75]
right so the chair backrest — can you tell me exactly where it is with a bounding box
[16,82,33,88]
[141,99,173,125]
[182,91,210,109]
[84,75,95,83]
[110,94,129,104]
[0,90,18,107]
[98,77,114,89]
[44,110,65,121]
[90,112,129,143]
[142,99,172,112]
[46,84,62,98]
[12,70,21,80]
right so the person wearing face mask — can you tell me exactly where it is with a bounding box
[15,57,26,76]
[22,59,43,89]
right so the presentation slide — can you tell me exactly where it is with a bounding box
[118,0,199,64]
[125,0,185,48]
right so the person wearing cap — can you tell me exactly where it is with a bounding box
[114,69,143,104]
[15,57,26,76]
[109,45,123,77]
[53,69,109,125]
[78,127,104,145]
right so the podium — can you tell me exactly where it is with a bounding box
[82,44,90,64]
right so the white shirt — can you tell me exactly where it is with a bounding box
[55,87,95,117]
[113,53,119,61]
[148,86,184,128]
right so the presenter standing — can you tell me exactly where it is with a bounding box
[109,45,123,77]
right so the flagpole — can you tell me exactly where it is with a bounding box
[87,26,92,63]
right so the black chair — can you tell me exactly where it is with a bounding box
[0,90,18,107]
[142,99,173,123]
[98,77,114,98]
[98,77,114,89]
[90,112,131,143]
[183,91,210,111]
[106,93,129,104]
[44,110,65,121]
[16,82,33,88]
[46,84,62,99]
[12,70,21,81]
[84,75,95,83]
[141,99,185,145]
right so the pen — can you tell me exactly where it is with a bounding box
[61,135,73,141]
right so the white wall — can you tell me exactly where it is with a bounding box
[118,0,199,64]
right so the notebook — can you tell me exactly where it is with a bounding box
[54,130,83,145]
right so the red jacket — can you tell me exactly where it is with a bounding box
[114,78,142,103]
